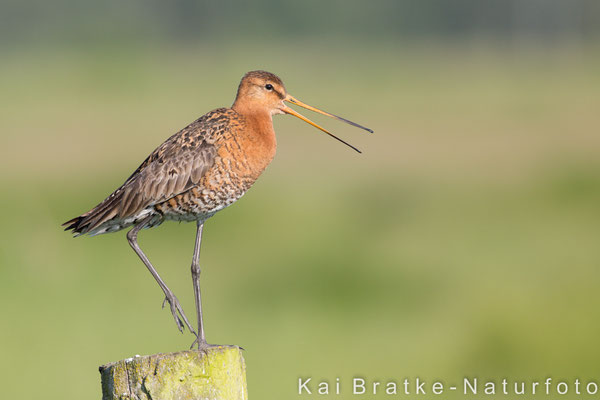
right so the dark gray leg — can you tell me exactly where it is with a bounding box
[191,220,207,349]
[189,220,242,351]
[127,216,196,335]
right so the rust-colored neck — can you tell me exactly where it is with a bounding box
[232,101,274,138]
[231,102,277,177]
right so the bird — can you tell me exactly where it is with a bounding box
[63,70,372,350]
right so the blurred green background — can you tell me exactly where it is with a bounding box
[1,1,599,398]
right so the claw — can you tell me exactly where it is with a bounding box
[170,307,184,333]
[163,294,185,332]
[161,292,197,336]
[192,341,241,354]
[175,303,196,334]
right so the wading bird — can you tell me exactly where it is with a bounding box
[63,71,372,350]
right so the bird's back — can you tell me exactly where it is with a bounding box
[63,107,276,236]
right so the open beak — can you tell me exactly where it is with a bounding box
[281,94,373,154]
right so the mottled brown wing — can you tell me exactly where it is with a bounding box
[63,108,238,235]
[118,140,217,217]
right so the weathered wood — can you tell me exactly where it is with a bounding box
[99,346,247,400]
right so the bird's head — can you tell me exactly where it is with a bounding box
[233,70,288,116]
[233,70,372,153]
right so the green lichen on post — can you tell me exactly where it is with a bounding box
[99,346,247,400]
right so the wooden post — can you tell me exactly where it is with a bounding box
[99,346,247,400]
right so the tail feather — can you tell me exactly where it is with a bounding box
[62,217,83,233]
[63,188,125,236]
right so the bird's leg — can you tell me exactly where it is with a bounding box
[189,221,242,352]
[127,216,197,336]
[190,220,207,349]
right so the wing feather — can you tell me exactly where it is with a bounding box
[64,107,236,235]
[117,141,217,218]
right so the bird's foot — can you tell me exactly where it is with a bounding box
[161,292,197,336]
[190,337,243,353]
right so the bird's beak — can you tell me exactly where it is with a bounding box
[281,94,373,153]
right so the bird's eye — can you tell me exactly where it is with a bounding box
[265,84,274,91]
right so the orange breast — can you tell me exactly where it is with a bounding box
[154,109,277,221]
[224,111,277,183]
